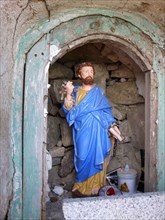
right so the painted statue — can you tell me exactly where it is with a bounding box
[62,62,123,197]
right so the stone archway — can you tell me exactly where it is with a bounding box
[10,9,165,219]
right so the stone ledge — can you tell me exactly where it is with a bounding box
[63,191,165,220]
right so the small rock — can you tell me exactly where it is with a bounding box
[52,157,62,166]
[48,191,59,203]
[108,79,117,86]
[50,197,58,203]
[57,140,62,147]
[107,52,119,62]
[120,78,127,83]
[53,185,64,196]
[107,63,120,71]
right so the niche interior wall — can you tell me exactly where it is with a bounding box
[10,9,165,220]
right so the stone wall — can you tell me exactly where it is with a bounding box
[47,43,145,197]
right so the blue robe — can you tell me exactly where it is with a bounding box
[62,85,116,182]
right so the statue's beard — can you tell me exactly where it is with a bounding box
[81,76,94,85]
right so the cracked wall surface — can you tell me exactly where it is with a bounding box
[0,0,165,219]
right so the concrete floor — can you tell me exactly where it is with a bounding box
[46,200,65,220]
[46,191,72,220]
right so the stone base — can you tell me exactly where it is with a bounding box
[63,191,165,220]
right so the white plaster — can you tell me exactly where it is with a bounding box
[151,69,154,74]
[44,108,48,117]
[45,62,50,76]
[50,45,61,61]
[46,150,52,202]
[47,84,51,89]
[14,171,21,192]
[46,150,52,171]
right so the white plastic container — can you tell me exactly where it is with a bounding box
[117,165,137,194]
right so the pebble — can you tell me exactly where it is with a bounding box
[53,185,64,196]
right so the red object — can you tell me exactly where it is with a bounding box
[106,187,115,196]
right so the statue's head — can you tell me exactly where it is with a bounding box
[76,62,95,85]
[76,62,95,77]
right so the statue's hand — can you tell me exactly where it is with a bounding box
[59,81,74,101]
[109,125,124,142]
[66,81,74,96]
[113,125,121,135]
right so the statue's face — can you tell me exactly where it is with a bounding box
[79,66,94,85]
[79,66,94,78]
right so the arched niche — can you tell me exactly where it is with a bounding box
[10,10,165,219]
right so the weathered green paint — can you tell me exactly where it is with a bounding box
[11,8,165,219]
[50,15,153,62]
[153,46,165,191]
[23,35,49,219]
[18,9,164,56]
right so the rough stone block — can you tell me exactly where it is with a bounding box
[48,93,59,116]
[111,106,127,121]
[134,70,145,98]
[48,165,75,188]
[107,51,119,62]
[49,80,66,104]
[47,116,61,150]
[60,119,73,147]
[59,148,74,178]
[52,157,62,166]
[61,43,105,64]
[49,147,65,158]
[107,63,120,71]
[127,104,145,149]
[118,120,132,143]
[101,45,111,56]
[93,63,109,92]
[59,108,66,118]
[49,62,74,79]
[107,81,144,105]
[111,64,135,78]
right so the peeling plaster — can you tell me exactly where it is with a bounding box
[50,45,61,62]
[12,0,30,61]
[44,108,48,118]
[45,61,50,75]
[44,61,50,119]
[118,0,128,9]
[43,0,50,21]
[7,135,22,219]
